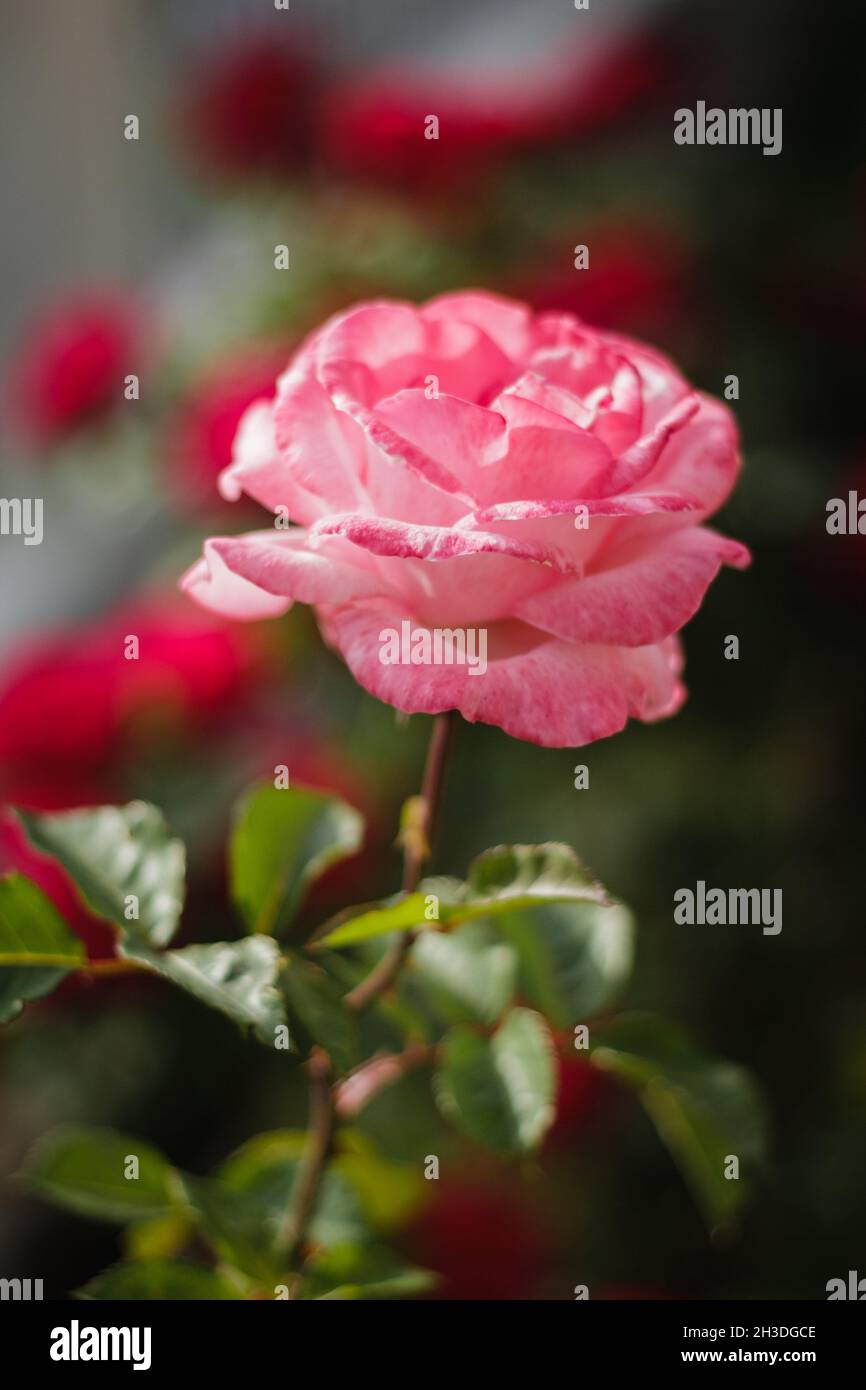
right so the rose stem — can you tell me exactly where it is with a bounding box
[284,1046,335,1272]
[286,711,456,1276]
[344,709,457,1012]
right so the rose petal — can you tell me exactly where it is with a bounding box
[320,598,685,747]
[515,526,750,646]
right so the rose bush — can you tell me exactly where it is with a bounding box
[184,292,748,747]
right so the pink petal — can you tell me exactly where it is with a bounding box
[181,542,292,621]
[515,526,750,646]
[462,491,701,525]
[319,298,514,404]
[595,393,700,495]
[647,395,742,516]
[309,512,581,573]
[421,290,533,363]
[186,530,386,611]
[482,392,613,502]
[319,599,686,748]
[373,388,507,500]
[269,358,370,518]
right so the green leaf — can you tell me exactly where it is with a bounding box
[410,923,517,1025]
[78,1259,242,1300]
[315,842,609,950]
[0,874,85,1021]
[463,843,609,907]
[434,1007,556,1155]
[590,1012,767,1228]
[12,804,293,1043]
[303,1243,437,1300]
[230,782,364,936]
[17,803,185,947]
[313,893,429,949]
[281,955,357,1073]
[501,900,634,1029]
[188,1131,369,1279]
[0,965,69,1024]
[20,1125,185,1224]
[125,937,288,1047]
[333,1131,425,1232]
[124,1213,193,1261]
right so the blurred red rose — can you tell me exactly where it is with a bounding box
[179,33,317,180]
[510,225,694,339]
[165,344,288,512]
[0,599,264,805]
[9,292,140,446]
[319,33,662,191]
[405,1178,552,1300]
[545,1055,622,1150]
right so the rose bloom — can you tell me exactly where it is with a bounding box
[320,34,661,191]
[0,600,261,802]
[178,33,317,180]
[183,292,748,748]
[9,292,139,445]
[404,1178,551,1300]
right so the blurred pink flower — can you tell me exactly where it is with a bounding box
[165,344,290,512]
[9,292,140,446]
[184,291,748,747]
[178,32,317,180]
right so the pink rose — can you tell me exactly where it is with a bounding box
[182,292,748,747]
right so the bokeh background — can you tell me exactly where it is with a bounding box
[1,0,864,1300]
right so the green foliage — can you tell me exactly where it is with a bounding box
[78,1260,243,1301]
[20,1126,185,1224]
[410,923,517,1026]
[281,956,357,1073]
[315,841,608,948]
[14,798,289,1045]
[301,1244,437,1300]
[6,788,768,1296]
[230,782,364,936]
[127,937,288,1047]
[590,1012,767,1227]
[19,1119,432,1299]
[18,803,185,947]
[501,900,634,1028]
[0,874,85,1022]
[434,1007,556,1155]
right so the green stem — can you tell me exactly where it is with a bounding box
[345,710,456,1012]
[284,1047,335,1271]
